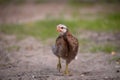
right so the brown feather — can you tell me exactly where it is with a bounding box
[55,30,79,64]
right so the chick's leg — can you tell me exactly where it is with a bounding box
[57,57,62,72]
[64,62,69,75]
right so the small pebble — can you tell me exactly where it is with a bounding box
[81,74,85,77]
[116,70,120,73]
[105,76,108,79]
[111,51,116,55]
[116,62,120,64]
[32,75,35,78]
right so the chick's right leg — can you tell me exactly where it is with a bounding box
[57,57,62,72]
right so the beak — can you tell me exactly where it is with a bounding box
[57,27,61,32]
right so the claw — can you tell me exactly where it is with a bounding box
[64,70,69,75]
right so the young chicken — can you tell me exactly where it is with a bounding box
[52,24,79,75]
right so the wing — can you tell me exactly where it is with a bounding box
[65,32,79,59]
[52,35,69,58]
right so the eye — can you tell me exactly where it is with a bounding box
[61,27,64,29]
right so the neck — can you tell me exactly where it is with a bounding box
[65,30,71,36]
[60,30,71,37]
[59,29,68,36]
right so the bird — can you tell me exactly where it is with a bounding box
[52,24,79,75]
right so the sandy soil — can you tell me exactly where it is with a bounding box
[0,34,120,80]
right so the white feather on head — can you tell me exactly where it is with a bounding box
[57,24,67,29]
[57,24,68,35]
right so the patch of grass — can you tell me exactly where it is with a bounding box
[78,38,91,46]
[14,0,25,4]
[69,0,120,6]
[111,56,120,62]
[68,0,96,7]
[90,44,119,53]
[0,0,26,4]
[0,19,79,40]
[78,39,92,53]
[0,13,120,40]
[7,45,20,52]
[35,0,47,4]
[77,13,120,32]
[0,0,12,4]
[100,0,120,3]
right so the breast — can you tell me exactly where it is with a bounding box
[55,36,69,59]
[65,32,79,60]
[53,32,79,60]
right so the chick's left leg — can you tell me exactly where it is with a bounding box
[64,63,69,75]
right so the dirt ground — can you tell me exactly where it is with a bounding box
[0,34,120,80]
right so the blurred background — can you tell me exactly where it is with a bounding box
[0,0,120,79]
[0,0,120,53]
